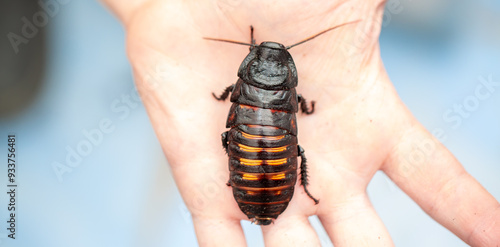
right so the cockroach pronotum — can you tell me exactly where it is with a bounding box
[206,21,358,225]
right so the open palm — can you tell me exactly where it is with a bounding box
[103,0,500,246]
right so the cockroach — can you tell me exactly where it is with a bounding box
[206,21,358,225]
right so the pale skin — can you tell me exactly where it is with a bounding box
[102,0,500,246]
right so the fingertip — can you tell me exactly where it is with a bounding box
[192,216,246,247]
[261,215,321,247]
[317,194,394,247]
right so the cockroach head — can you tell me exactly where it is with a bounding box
[259,42,285,50]
[237,42,298,90]
[205,20,362,90]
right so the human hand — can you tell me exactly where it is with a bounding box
[102,0,500,246]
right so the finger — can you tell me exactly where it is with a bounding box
[192,216,246,247]
[262,215,321,247]
[383,123,500,246]
[318,193,394,246]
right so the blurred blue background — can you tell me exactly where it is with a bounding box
[0,0,498,246]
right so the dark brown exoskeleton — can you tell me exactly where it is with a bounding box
[206,22,358,225]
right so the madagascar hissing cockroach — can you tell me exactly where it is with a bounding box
[206,21,358,225]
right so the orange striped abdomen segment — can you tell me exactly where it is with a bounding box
[227,125,298,221]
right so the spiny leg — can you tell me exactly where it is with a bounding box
[298,145,319,204]
[298,94,315,114]
[221,131,229,154]
[212,84,235,101]
[221,131,232,186]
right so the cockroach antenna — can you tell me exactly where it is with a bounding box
[285,20,361,49]
[202,37,254,47]
[203,26,256,50]
[203,20,361,49]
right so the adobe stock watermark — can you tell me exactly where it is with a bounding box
[398,74,498,177]
[51,63,165,183]
[51,118,116,183]
[6,0,71,54]
[177,169,230,224]
[397,129,438,177]
[342,0,408,57]
[442,74,499,129]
